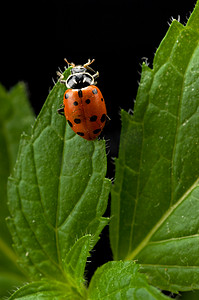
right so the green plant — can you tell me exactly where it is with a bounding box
[0,83,35,297]
[1,1,199,299]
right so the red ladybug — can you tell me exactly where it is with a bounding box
[57,59,107,140]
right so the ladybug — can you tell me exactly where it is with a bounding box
[57,59,107,140]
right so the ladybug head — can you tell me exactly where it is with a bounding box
[64,58,95,74]
[71,66,87,75]
[63,59,98,89]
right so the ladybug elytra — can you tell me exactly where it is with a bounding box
[57,59,107,140]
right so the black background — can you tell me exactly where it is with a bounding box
[1,0,197,284]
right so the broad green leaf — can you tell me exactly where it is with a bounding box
[0,83,35,296]
[7,67,111,296]
[88,261,169,299]
[110,0,199,293]
[8,279,85,300]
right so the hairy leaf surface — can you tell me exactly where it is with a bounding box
[7,67,111,297]
[8,280,84,300]
[88,261,169,299]
[110,1,199,293]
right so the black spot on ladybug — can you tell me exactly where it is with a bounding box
[100,114,106,123]
[73,101,78,106]
[68,120,73,127]
[65,93,69,99]
[90,115,97,122]
[78,89,83,98]
[92,88,98,94]
[101,98,104,102]
[74,118,81,124]
[77,132,84,136]
[85,99,90,104]
[93,128,101,134]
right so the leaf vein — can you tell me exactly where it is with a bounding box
[30,144,64,272]
[55,122,67,270]
[125,178,199,260]
[57,144,95,230]
[148,233,199,245]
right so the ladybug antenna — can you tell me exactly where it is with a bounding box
[84,59,95,68]
[64,58,75,68]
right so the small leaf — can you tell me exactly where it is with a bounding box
[7,67,111,295]
[88,261,169,299]
[0,83,35,296]
[64,235,92,286]
[8,280,85,300]
[110,0,199,293]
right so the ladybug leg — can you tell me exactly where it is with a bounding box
[57,104,65,116]
[106,114,111,125]
[57,71,67,85]
[93,71,99,79]
[93,71,99,85]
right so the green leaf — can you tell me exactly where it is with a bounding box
[110,0,199,293]
[177,291,199,300]
[7,67,111,296]
[63,235,93,287]
[88,261,169,299]
[8,279,85,300]
[0,83,35,296]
